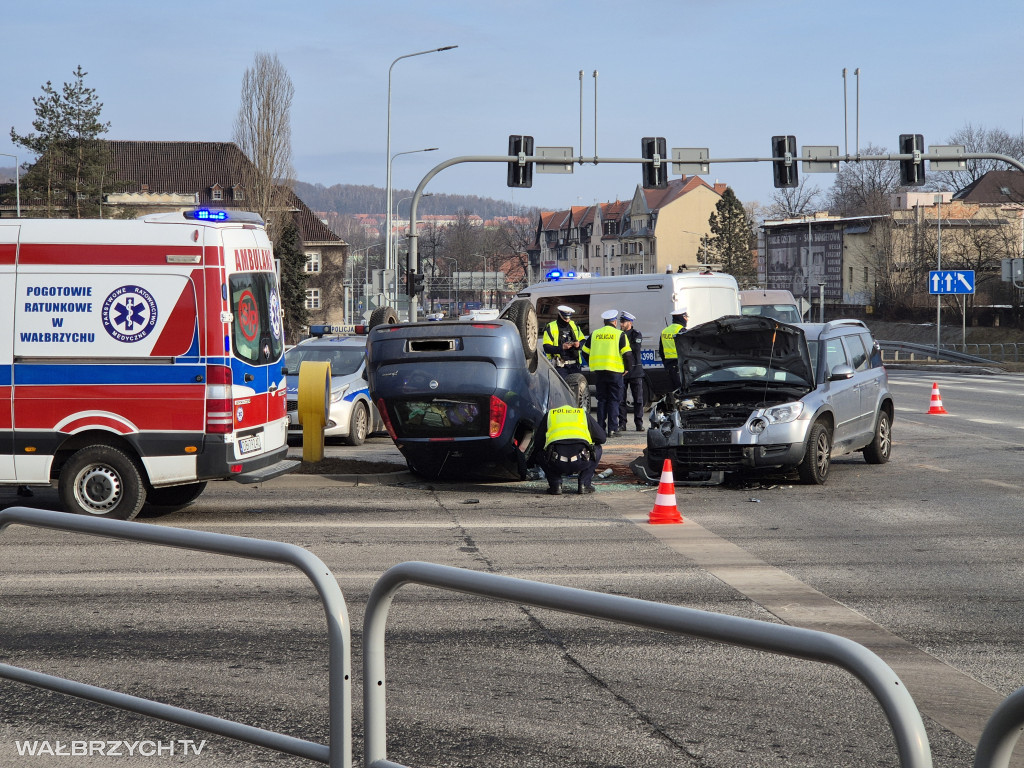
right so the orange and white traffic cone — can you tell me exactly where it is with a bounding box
[927,382,948,415]
[649,459,683,525]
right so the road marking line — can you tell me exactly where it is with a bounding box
[153,519,625,530]
[979,479,1021,490]
[617,495,1008,751]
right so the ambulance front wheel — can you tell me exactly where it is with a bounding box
[58,445,147,521]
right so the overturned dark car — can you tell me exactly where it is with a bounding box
[643,316,893,484]
[366,301,589,480]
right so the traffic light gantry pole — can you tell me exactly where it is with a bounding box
[404,150,1024,322]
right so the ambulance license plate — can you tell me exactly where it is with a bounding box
[238,431,264,456]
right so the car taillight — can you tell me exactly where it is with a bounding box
[206,364,233,434]
[376,398,397,440]
[489,395,507,438]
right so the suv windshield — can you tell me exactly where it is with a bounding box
[284,345,364,376]
[692,364,811,387]
[230,273,284,365]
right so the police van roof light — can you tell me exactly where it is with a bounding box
[546,269,563,281]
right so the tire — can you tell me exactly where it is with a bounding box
[797,421,832,485]
[862,410,892,465]
[501,299,538,364]
[146,481,208,509]
[58,445,146,520]
[368,305,399,332]
[344,402,369,446]
[565,372,591,412]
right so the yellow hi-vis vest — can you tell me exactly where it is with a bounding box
[660,323,685,359]
[544,406,591,448]
[543,319,584,361]
[584,326,626,372]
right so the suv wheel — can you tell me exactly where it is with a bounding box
[862,410,892,464]
[798,421,832,485]
[564,372,590,411]
[368,305,399,331]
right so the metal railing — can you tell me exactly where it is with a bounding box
[942,342,1023,363]
[878,340,1009,367]
[362,561,933,768]
[0,508,352,768]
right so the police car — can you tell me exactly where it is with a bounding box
[283,328,384,445]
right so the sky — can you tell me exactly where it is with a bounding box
[4,0,1024,215]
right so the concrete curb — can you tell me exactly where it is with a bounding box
[264,469,418,487]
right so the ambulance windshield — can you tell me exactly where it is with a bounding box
[229,273,284,365]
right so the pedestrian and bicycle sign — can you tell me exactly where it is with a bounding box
[929,270,975,295]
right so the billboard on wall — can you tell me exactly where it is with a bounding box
[761,228,843,301]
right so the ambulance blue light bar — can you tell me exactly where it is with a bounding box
[184,209,266,225]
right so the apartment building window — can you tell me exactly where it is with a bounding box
[305,252,321,273]
[211,187,223,201]
[305,288,320,310]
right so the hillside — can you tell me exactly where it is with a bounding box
[293,180,536,219]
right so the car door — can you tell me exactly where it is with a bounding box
[842,334,878,442]
[822,336,861,448]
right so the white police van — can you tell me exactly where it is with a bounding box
[514,270,740,397]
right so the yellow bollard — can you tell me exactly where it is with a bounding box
[297,360,331,463]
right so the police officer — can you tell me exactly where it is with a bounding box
[617,311,645,432]
[659,308,688,393]
[533,404,606,494]
[542,305,585,378]
[582,309,633,437]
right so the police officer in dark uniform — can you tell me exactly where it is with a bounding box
[533,404,607,494]
[617,311,645,432]
[542,305,585,379]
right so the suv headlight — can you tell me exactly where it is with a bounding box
[762,402,803,424]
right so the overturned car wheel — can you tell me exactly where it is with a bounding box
[501,299,538,367]
[368,305,400,332]
[565,372,591,412]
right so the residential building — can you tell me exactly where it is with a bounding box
[530,176,727,281]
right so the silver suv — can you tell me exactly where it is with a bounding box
[645,317,893,484]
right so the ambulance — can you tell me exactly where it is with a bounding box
[1,210,298,520]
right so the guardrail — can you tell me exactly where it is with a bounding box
[878,340,1007,367]
[362,561,933,768]
[943,342,1023,363]
[0,508,352,768]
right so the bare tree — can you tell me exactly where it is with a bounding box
[767,178,823,218]
[233,52,295,240]
[932,123,1024,192]
[826,143,903,217]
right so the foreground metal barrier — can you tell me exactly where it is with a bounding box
[0,507,351,768]
[362,561,933,768]
[975,686,1024,768]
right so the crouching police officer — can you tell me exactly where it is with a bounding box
[533,404,607,495]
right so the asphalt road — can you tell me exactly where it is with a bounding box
[1,370,1022,768]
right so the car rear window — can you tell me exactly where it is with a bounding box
[391,398,487,437]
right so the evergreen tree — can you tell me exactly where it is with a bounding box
[10,66,110,217]
[708,187,756,285]
[275,221,309,342]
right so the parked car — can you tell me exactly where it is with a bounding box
[643,316,893,484]
[283,334,384,445]
[739,289,803,323]
[366,300,589,480]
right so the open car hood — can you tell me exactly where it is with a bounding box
[676,315,814,389]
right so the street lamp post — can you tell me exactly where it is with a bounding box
[935,194,943,357]
[385,46,456,300]
[0,152,20,217]
[387,149,437,304]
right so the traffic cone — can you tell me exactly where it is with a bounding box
[649,459,683,525]
[927,382,948,415]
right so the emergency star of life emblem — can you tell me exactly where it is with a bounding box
[102,285,158,343]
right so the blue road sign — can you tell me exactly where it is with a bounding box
[929,270,975,295]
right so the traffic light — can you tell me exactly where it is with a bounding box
[641,137,668,189]
[507,135,534,188]
[771,135,798,188]
[899,134,926,186]
[407,271,426,296]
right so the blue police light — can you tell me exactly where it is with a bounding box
[189,208,230,221]
[545,269,563,281]
[566,271,577,279]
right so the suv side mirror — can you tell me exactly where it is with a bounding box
[828,364,855,381]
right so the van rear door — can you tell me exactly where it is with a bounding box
[0,225,16,480]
